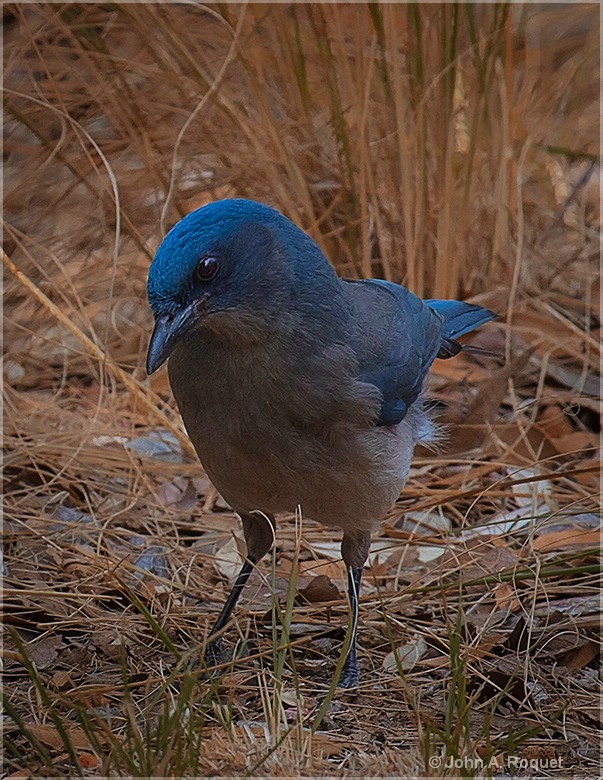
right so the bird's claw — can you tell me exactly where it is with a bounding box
[203,637,228,671]
[337,658,360,689]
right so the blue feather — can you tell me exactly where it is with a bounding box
[349,287,496,426]
[424,299,496,339]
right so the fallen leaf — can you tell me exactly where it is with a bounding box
[92,628,130,660]
[50,670,74,690]
[296,575,340,604]
[488,418,557,460]
[27,724,95,750]
[214,536,244,581]
[125,429,182,462]
[399,510,451,536]
[559,640,598,670]
[311,731,353,757]
[428,360,489,384]
[573,462,600,487]
[156,478,187,506]
[462,540,520,581]
[77,752,101,770]
[476,655,527,702]
[281,688,303,707]
[366,539,404,569]
[465,636,501,661]
[192,476,213,494]
[540,360,600,396]
[532,528,601,552]
[92,435,128,447]
[149,369,170,396]
[439,351,532,452]
[308,541,342,560]
[533,593,600,618]
[520,744,559,761]
[383,636,426,672]
[417,545,446,562]
[50,504,94,527]
[288,622,326,637]
[459,502,549,539]
[25,635,65,669]
[551,431,600,455]
[494,583,520,611]
[299,559,347,580]
[510,467,553,508]
[538,403,575,439]
[133,545,169,579]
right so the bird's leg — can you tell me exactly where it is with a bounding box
[204,556,256,666]
[204,511,275,667]
[337,529,371,688]
[337,565,363,688]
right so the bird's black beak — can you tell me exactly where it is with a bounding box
[146,300,205,374]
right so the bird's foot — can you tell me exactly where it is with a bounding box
[203,636,228,671]
[337,657,360,689]
[203,637,253,674]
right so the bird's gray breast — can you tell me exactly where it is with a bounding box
[168,328,416,528]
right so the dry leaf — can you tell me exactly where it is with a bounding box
[573,461,601,487]
[494,583,520,611]
[532,528,601,552]
[308,541,342,560]
[534,593,600,618]
[383,636,427,672]
[311,731,353,757]
[296,575,340,604]
[299,559,347,580]
[148,370,171,396]
[538,403,575,439]
[399,510,451,536]
[77,752,101,770]
[417,545,446,562]
[559,640,598,670]
[460,502,549,539]
[511,467,552,508]
[461,540,520,581]
[156,477,188,506]
[125,429,183,462]
[25,635,65,669]
[281,688,303,708]
[551,431,600,455]
[520,744,559,761]
[27,724,95,750]
[440,351,532,452]
[133,545,169,579]
[50,670,74,690]
[213,536,245,581]
[357,539,411,575]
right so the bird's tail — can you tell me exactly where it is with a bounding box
[425,299,497,359]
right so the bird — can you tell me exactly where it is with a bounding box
[146,198,495,688]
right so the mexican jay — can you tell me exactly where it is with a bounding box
[146,198,495,687]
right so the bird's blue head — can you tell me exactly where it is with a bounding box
[146,199,337,374]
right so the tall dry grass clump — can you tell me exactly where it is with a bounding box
[5,5,598,312]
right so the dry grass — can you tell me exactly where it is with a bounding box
[3,3,601,777]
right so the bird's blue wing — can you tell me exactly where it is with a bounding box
[342,279,444,426]
[425,298,497,357]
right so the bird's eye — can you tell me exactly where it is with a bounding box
[196,257,219,281]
